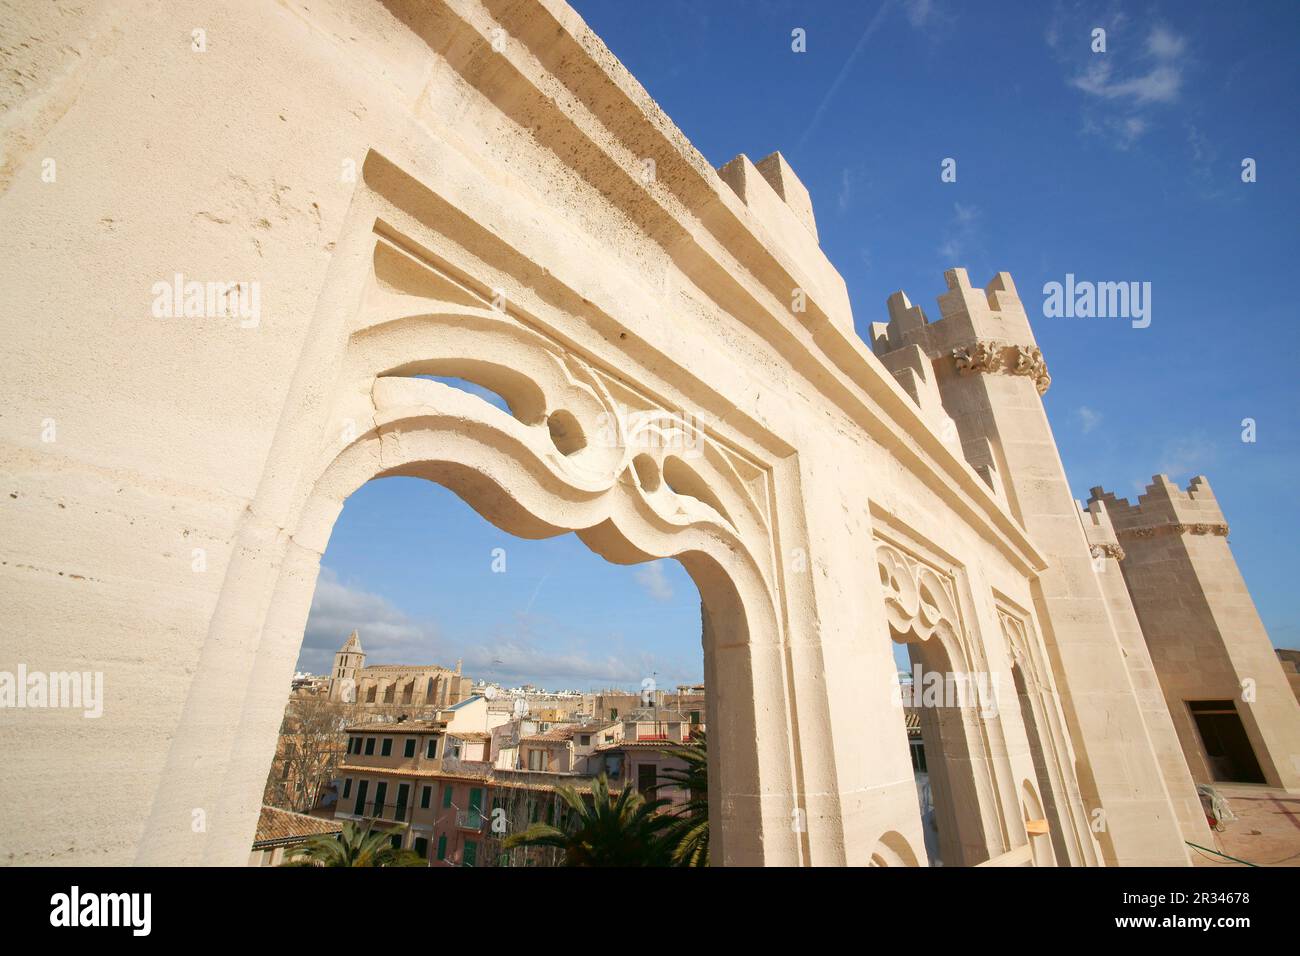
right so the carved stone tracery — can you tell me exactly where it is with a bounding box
[875,540,970,669]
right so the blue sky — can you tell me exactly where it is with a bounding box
[297,0,1300,683]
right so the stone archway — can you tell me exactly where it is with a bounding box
[135,212,807,867]
[876,541,1005,866]
[1000,608,1101,867]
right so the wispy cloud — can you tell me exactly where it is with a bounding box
[298,567,699,690]
[837,168,854,213]
[902,0,956,34]
[938,201,982,265]
[300,567,438,671]
[634,561,675,602]
[1048,11,1190,149]
[1069,39,1183,106]
[1076,406,1102,433]
[902,0,936,28]
[1156,432,1216,482]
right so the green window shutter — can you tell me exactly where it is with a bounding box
[353,780,369,816]
[420,786,431,809]
[404,738,416,758]
[442,784,453,808]
[463,840,478,867]
[468,787,483,816]
[381,738,392,757]
[436,835,447,860]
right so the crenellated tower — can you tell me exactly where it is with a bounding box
[872,268,1204,864]
[1088,477,1300,790]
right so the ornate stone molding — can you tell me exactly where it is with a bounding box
[952,340,1004,375]
[1089,543,1126,561]
[1125,522,1229,539]
[875,540,976,672]
[951,341,1051,395]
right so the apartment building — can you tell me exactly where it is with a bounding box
[333,702,704,865]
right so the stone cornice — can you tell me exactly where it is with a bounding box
[1120,523,1230,539]
[951,341,1051,395]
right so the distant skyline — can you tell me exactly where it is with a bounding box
[297,1,1298,685]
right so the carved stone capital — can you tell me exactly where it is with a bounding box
[1010,344,1051,395]
[950,340,1051,394]
[952,340,1004,375]
[1089,542,1125,561]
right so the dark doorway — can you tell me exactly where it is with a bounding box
[638,763,657,795]
[1188,700,1265,784]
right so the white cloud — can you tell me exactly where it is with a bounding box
[297,568,700,689]
[300,568,438,671]
[634,561,674,602]
[1146,25,1187,60]
[938,202,982,265]
[1050,16,1190,149]
[1156,433,1216,481]
[459,637,658,688]
[1076,406,1102,433]
[1070,59,1182,105]
[903,0,935,28]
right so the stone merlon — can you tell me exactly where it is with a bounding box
[1087,475,1226,534]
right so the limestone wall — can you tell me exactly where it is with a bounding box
[2,0,1095,866]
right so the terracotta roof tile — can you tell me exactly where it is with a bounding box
[253,805,342,848]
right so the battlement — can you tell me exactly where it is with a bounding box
[1087,475,1226,535]
[1077,498,1125,558]
[753,151,818,240]
[716,150,851,332]
[871,268,1036,360]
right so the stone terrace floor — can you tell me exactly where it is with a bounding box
[1189,784,1300,867]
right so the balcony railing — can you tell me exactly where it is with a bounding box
[456,809,486,831]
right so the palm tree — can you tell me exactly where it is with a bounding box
[656,730,709,866]
[503,774,674,866]
[283,820,425,867]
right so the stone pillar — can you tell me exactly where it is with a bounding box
[872,269,1192,865]
[1080,500,1213,845]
